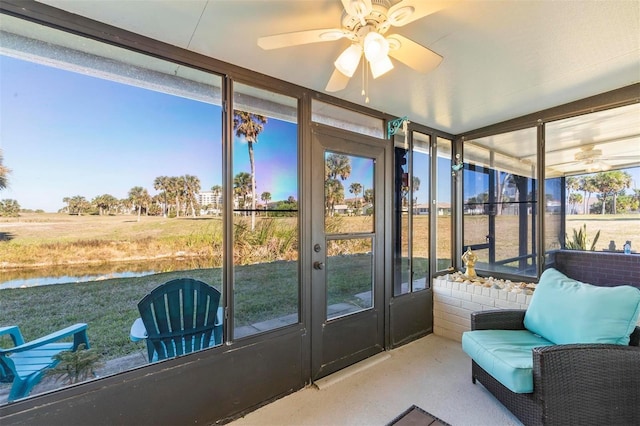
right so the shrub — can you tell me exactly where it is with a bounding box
[565,224,600,251]
[45,344,104,384]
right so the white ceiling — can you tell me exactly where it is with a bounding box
[37,0,639,135]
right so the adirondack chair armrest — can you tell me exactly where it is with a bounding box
[129,318,147,341]
[0,326,26,347]
[0,323,89,355]
[130,308,223,342]
[216,306,223,326]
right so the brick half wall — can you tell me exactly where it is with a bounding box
[432,277,533,342]
[553,250,640,288]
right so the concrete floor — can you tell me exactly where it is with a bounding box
[229,334,522,426]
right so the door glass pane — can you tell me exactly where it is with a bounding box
[232,83,299,338]
[393,131,430,296]
[544,177,563,268]
[436,138,453,271]
[412,132,430,291]
[393,134,410,295]
[324,152,373,233]
[326,238,373,320]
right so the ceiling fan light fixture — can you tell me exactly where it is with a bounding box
[388,6,415,26]
[586,162,611,173]
[369,54,394,78]
[575,148,602,161]
[335,44,363,77]
[363,31,389,62]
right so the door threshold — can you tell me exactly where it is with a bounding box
[314,352,391,390]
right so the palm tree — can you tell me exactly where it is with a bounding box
[349,183,362,214]
[119,197,132,215]
[568,193,583,214]
[325,179,344,216]
[0,149,10,191]
[261,191,271,216]
[566,176,584,214]
[234,172,252,212]
[183,174,201,217]
[363,188,374,205]
[211,185,222,216]
[154,176,171,217]
[168,176,183,218]
[566,176,581,194]
[93,194,118,215]
[69,195,90,215]
[399,176,420,209]
[582,175,597,215]
[591,170,632,214]
[62,197,71,214]
[128,186,150,221]
[325,153,351,181]
[234,110,267,230]
[495,172,514,215]
[325,154,351,216]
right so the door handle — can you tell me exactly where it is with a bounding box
[313,261,324,270]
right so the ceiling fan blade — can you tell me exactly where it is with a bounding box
[341,0,373,21]
[548,160,582,167]
[601,155,640,160]
[325,68,351,92]
[387,0,451,27]
[258,28,349,50]
[387,34,442,73]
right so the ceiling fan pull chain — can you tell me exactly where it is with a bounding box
[361,57,366,97]
[364,61,370,104]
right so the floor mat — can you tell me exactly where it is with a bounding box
[387,405,451,426]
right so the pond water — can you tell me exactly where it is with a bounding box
[0,257,216,290]
[0,271,156,289]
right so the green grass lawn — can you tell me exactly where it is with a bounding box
[2,212,638,362]
[0,255,375,362]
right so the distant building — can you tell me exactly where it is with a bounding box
[197,191,223,214]
[412,202,451,216]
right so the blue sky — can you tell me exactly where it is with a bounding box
[0,56,298,212]
[463,166,640,202]
[2,55,637,212]
[233,118,298,203]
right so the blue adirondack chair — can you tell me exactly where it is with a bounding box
[0,323,89,402]
[130,278,223,363]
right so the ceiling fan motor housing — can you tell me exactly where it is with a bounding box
[342,0,393,35]
[575,147,602,161]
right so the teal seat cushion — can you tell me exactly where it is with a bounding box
[462,330,554,393]
[524,268,640,345]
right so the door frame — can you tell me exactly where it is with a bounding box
[308,124,392,380]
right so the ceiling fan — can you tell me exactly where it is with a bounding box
[552,145,640,173]
[257,0,447,93]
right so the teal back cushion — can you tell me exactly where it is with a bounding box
[524,268,640,345]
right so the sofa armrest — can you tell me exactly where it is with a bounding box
[533,344,640,424]
[630,326,640,347]
[470,309,526,331]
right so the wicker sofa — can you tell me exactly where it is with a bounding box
[462,268,640,425]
